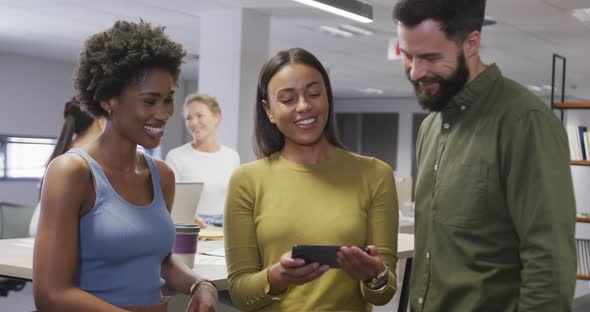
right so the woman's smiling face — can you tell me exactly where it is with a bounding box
[263,63,330,148]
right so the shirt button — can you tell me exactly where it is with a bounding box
[434,164,438,171]
[418,297,424,304]
[426,252,430,259]
[443,123,450,129]
[460,105,466,111]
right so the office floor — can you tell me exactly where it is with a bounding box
[3,277,590,311]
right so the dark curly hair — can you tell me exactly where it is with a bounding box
[74,20,186,117]
[254,48,344,158]
[393,0,486,43]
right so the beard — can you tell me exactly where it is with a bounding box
[407,52,470,112]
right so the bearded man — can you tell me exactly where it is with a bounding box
[393,0,576,311]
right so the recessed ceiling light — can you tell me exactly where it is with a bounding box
[355,87,384,95]
[339,24,374,36]
[293,0,373,23]
[527,85,542,92]
[319,25,354,37]
[572,8,590,22]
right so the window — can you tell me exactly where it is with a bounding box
[0,134,162,181]
[0,135,56,180]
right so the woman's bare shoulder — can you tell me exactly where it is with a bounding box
[44,153,92,186]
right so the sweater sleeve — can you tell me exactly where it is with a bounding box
[224,167,282,311]
[360,160,399,305]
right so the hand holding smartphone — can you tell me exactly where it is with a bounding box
[291,245,369,268]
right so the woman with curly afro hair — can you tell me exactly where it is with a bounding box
[33,20,218,312]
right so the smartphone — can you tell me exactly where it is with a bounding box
[291,245,369,268]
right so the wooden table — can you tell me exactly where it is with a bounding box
[0,234,414,310]
[0,238,230,284]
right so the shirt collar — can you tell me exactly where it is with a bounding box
[445,63,501,111]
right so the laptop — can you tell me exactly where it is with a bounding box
[170,182,204,224]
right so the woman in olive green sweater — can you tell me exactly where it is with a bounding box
[224,48,399,312]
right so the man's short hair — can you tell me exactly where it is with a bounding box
[393,0,487,43]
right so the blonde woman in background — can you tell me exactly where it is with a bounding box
[165,94,240,228]
[29,97,105,237]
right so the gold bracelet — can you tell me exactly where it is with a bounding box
[190,279,217,295]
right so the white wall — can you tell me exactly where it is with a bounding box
[0,52,75,206]
[334,97,425,177]
[0,52,76,135]
[197,8,269,164]
[0,52,196,206]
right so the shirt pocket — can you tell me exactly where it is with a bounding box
[435,163,488,227]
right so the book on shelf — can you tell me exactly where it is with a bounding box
[585,132,590,162]
[566,125,589,161]
[579,126,587,160]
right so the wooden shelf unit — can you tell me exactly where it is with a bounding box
[552,54,590,281]
[578,216,590,280]
[553,102,590,109]
[576,214,590,280]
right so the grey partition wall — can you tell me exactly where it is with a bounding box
[336,112,399,170]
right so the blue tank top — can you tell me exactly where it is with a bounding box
[70,149,176,307]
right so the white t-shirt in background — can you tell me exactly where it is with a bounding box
[165,143,240,216]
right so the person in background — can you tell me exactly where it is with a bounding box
[29,97,105,237]
[165,94,240,228]
[33,20,217,311]
[224,47,398,311]
[392,0,576,311]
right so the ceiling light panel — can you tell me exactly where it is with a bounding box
[572,8,590,22]
[355,87,385,95]
[293,0,373,23]
[319,25,354,37]
[340,24,374,36]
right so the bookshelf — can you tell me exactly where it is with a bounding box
[551,54,590,165]
[551,53,590,281]
[553,102,590,109]
[576,217,590,280]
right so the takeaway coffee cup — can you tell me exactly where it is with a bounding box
[173,224,200,268]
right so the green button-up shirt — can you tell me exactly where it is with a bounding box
[410,64,576,312]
